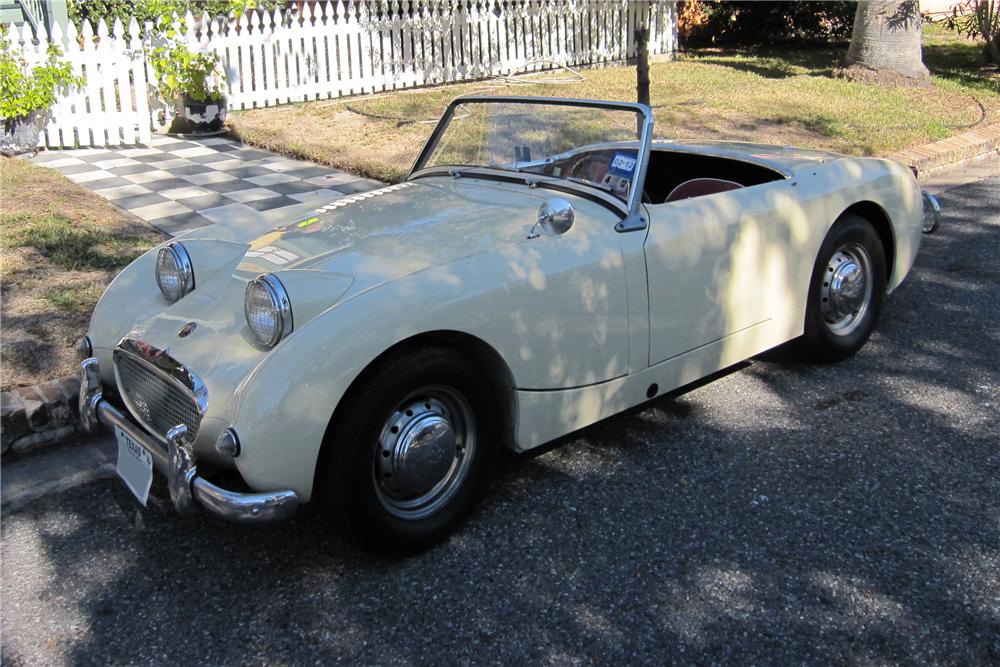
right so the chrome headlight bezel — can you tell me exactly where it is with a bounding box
[155,242,194,303]
[244,274,293,348]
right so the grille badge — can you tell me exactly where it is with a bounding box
[178,322,197,338]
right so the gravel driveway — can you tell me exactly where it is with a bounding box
[2,172,998,665]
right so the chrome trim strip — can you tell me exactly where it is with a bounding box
[113,338,208,443]
[79,358,299,523]
[630,103,654,222]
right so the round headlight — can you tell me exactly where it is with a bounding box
[244,274,292,348]
[155,242,194,303]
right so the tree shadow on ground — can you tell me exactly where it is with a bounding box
[923,35,1000,97]
[2,180,998,664]
[681,47,842,80]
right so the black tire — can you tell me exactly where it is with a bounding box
[801,215,887,362]
[318,345,499,555]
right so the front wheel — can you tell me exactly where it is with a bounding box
[801,215,887,362]
[318,346,498,554]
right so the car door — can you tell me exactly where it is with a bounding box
[480,191,632,390]
[643,180,802,366]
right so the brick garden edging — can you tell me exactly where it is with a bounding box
[1,376,81,458]
[890,122,1000,180]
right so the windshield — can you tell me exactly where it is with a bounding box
[414,99,646,205]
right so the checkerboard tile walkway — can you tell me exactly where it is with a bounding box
[31,135,383,236]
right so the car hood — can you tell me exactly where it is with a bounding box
[90,175,560,451]
[234,178,546,292]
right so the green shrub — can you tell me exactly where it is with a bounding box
[938,0,1000,63]
[67,0,286,28]
[0,35,81,121]
[66,1,283,105]
[148,40,226,103]
[684,1,856,46]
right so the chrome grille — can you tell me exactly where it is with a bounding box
[115,352,202,441]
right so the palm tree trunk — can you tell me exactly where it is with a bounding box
[840,0,932,86]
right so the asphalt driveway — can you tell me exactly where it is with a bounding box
[2,170,998,665]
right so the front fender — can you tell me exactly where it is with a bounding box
[230,224,630,500]
[228,263,501,502]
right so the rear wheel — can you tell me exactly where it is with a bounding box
[318,346,498,554]
[801,215,887,362]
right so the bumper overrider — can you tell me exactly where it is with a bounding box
[78,350,299,523]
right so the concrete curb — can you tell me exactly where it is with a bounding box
[1,376,81,459]
[889,122,1000,180]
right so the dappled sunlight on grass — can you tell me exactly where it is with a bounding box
[923,23,1000,99]
[0,157,161,389]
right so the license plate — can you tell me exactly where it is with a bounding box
[115,425,154,506]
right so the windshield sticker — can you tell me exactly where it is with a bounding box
[608,153,637,178]
[603,152,636,197]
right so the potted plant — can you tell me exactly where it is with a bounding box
[148,40,228,135]
[0,35,81,156]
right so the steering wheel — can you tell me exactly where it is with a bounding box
[568,155,610,183]
[564,154,651,204]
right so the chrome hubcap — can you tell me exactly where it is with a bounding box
[820,243,873,336]
[373,386,475,520]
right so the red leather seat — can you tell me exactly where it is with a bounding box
[665,178,744,203]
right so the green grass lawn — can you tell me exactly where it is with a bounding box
[229,23,999,184]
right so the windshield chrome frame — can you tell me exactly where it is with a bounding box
[408,95,654,220]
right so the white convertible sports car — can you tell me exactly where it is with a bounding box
[78,96,938,552]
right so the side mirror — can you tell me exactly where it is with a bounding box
[531,198,574,238]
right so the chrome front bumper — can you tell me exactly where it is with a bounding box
[921,190,941,234]
[79,357,299,523]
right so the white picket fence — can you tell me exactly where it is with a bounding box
[5,1,676,149]
[6,17,154,147]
